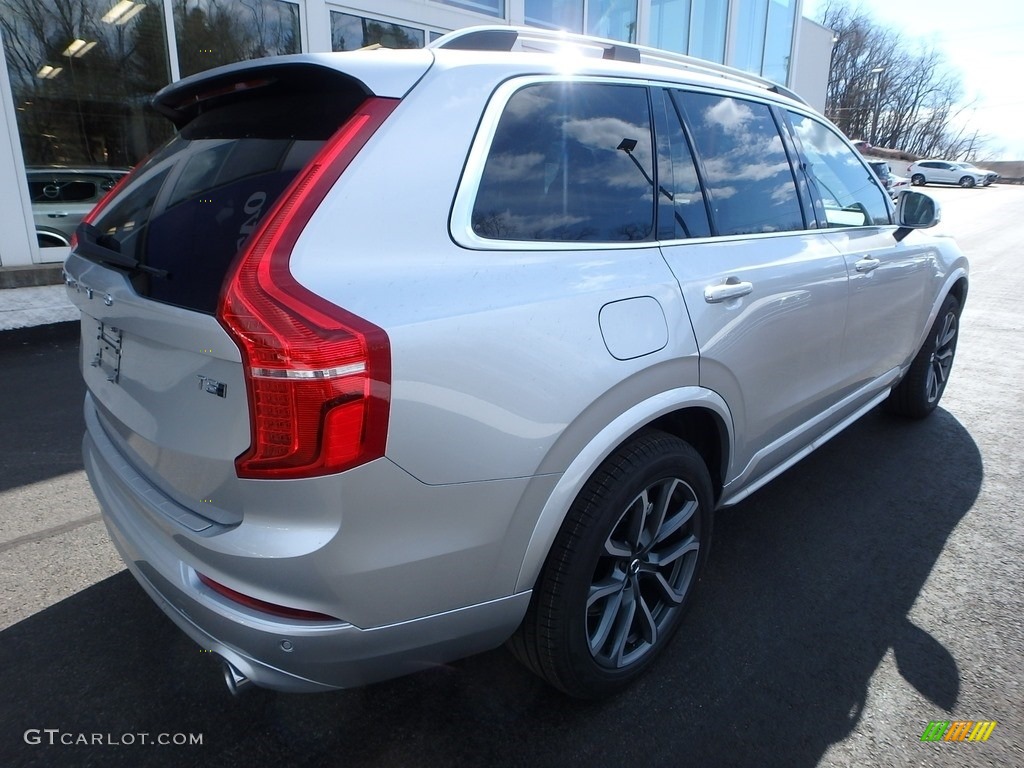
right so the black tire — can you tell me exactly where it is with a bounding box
[911,173,926,186]
[959,176,975,188]
[886,294,960,418]
[508,431,713,698]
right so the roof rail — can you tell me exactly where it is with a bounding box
[431,26,808,106]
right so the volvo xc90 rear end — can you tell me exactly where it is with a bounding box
[67,27,967,698]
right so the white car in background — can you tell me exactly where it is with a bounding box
[908,159,998,188]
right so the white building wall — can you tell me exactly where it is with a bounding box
[790,16,833,113]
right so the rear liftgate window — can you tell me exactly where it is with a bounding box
[79,71,369,314]
[472,81,655,242]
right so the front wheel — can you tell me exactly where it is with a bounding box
[959,176,976,188]
[508,432,713,698]
[911,173,926,186]
[886,294,961,418]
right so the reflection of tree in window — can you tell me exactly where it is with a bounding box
[174,0,300,78]
[330,13,424,52]
[0,0,173,166]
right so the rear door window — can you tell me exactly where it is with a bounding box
[472,81,655,243]
[672,91,805,236]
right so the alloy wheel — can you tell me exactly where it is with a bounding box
[587,477,701,669]
[926,310,957,404]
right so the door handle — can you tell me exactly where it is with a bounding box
[704,278,753,304]
[47,212,69,218]
[854,256,880,273]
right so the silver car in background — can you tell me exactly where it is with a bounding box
[64,26,968,699]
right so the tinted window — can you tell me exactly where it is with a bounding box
[652,89,710,239]
[787,112,890,227]
[674,91,804,236]
[82,77,367,314]
[473,82,655,243]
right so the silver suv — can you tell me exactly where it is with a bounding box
[64,26,968,698]
[908,159,998,188]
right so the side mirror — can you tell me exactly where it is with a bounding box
[894,190,940,242]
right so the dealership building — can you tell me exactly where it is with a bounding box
[0,0,832,270]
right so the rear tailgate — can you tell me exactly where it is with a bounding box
[66,54,430,527]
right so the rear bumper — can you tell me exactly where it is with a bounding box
[82,394,531,692]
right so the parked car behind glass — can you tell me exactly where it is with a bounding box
[65,26,969,699]
[29,167,128,247]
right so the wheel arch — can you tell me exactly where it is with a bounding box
[513,388,732,593]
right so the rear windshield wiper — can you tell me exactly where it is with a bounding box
[76,223,170,279]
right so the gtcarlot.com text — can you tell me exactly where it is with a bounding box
[24,729,203,746]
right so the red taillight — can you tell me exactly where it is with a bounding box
[218,97,398,480]
[197,573,337,621]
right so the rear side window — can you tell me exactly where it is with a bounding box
[82,74,368,314]
[786,112,891,227]
[472,82,655,243]
[673,91,804,236]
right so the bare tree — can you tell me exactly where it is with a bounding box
[815,0,987,160]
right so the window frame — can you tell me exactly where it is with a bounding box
[452,76,848,251]
[451,75,663,251]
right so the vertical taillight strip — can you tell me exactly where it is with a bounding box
[218,97,399,479]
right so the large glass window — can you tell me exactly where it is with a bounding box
[434,0,504,18]
[688,0,727,63]
[786,112,891,227]
[587,0,637,43]
[649,0,690,54]
[472,82,655,243]
[675,91,804,235]
[525,0,583,33]
[763,0,795,84]
[731,0,769,75]
[173,0,300,79]
[331,13,425,51]
[1,0,173,250]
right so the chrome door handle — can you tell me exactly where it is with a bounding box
[704,279,753,303]
[47,212,69,218]
[854,256,880,273]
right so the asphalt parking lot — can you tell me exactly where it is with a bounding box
[1,185,1021,767]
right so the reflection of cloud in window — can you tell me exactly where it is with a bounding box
[505,89,554,121]
[704,98,755,133]
[483,151,545,182]
[701,155,788,185]
[770,180,798,205]
[565,117,650,162]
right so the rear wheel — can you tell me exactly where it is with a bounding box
[886,294,960,418]
[509,432,713,698]
[911,173,926,185]
[959,176,975,188]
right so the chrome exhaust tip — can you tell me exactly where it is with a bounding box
[222,661,253,696]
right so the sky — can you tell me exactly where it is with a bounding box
[802,0,1024,161]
